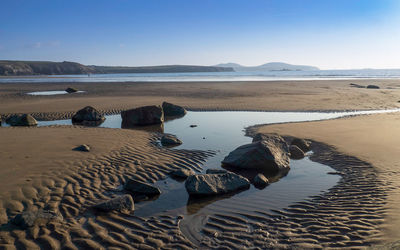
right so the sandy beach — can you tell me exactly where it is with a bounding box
[1,79,400,248]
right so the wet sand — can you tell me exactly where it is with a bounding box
[0,79,400,248]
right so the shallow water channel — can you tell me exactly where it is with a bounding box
[3,109,400,217]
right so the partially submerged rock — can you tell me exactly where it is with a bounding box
[291,138,311,152]
[289,145,305,159]
[253,173,269,186]
[162,102,187,117]
[206,169,228,174]
[367,85,380,89]
[223,134,290,174]
[185,172,250,196]
[6,114,38,126]
[93,194,134,213]
[65,87,78,93]
[121,105,164,126]
[72,106,105,125]
[161,134,182,146]
[124,179,161,196]
[73,144,90,152]
[170,169,195,179]
[12,210,63,229]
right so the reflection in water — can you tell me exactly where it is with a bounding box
[121,122,164,133]
[222,164,289,184]
[72,120,105,127]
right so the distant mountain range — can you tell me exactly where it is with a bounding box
[0,60,234,76]
[215,62,319,71]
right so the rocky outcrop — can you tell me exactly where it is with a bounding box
[73,144,90,152]
[65,87,78,93]
[291,138,311,152]
[161,134,182,146]
[12,210,63,229]
[71,106,105,125]
[121,105,164,126]
[253,173,269,186]
[162,102,187,117]
[223,134,290,174]
[185,173,250,196]
[170,169,195,179]
[6,114,38,126]
[289,145,305,159]
[0,61,95,76]
[93,195,134,213]
[124,179,161,196]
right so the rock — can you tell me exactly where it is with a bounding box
[71,106,105,125]
[73,144,90,152]
[291,138,311,152]
[161,134,182,146]
[185,173,250,196]
[93,195,134,213]
[12,210,63,229]
[162,102,187,117]
[190,125,197,128]
[65,87,78,93]
[253,173,269,186]
[170,169,195,178]
[124,179,161,196]
[366,85,380,89]
[206,169,228,174]
[289,145,305,159]
[223,134,290,174]
[121,105,164,126]
[6,114,38,126]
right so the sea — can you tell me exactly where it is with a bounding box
[1,68,400,83]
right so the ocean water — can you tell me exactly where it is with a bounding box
[1,68,400,83]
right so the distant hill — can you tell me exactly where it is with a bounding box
[0,60,234,76]
[215,62,319,71]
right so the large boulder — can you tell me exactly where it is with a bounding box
[162,102,187,117]
[124,179,161,196]
[65,87,78,93]
[6,114,38,126]
[121,105,164,126]
[291,138,311,152]
[161,134,182,146]
[223,134,290,174]
[12,210,63,229]
[289,145,305,159]
[185,173,250,196]
[92,195,134,213]
[71,106,105,125]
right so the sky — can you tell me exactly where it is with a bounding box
[0,0,399,69]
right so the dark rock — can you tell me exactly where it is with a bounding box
[124,179,161,196]
[289,145,305,159]
[291,138,311,152]
[73,144,90,152]
[161,134,182,146]
[121,105,164,126]
[93,195,134,213]
[6,114,37,126]
[223,134,290,174]
[253,173,269,186]
[12,210,63,229]
[185,172,250,196]
[71,106,105,125]
[206,169,228,174]
[65,87,78,93]
[170,169,195,178]
[162,102,187,117]
[349,83,365,88]
[366,85,380,89]
[190,125,197,128]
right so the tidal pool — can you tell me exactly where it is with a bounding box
[26,90,85,95]
[2,109,399,217]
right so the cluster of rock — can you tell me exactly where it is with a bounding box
[121,102,186,127]
[289,138,311,159]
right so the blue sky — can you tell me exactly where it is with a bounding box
[0,0,399,69]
